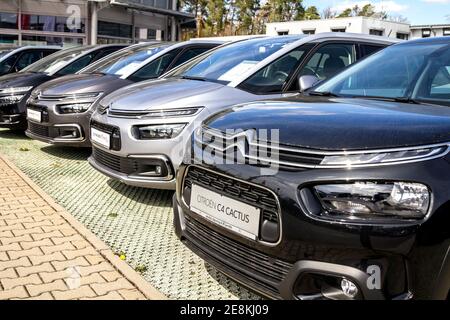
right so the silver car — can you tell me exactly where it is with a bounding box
[24,40,222,147]
[89,33,397,189]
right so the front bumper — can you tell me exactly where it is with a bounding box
[25,103,93,147]
[174,159,450,300]
[88,151,176,189]
[0,104,26,129]
[88,108,210,189]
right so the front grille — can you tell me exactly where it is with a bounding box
[28,122,49,137]
[196,127,325,170]
[90,120,121,150]
[27,104,49,122]
[184,215,292,298]
[92,147,138,174]
[183,166,279,222]
[91,120,117,135]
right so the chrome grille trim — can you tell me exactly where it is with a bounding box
[196,126,450,169]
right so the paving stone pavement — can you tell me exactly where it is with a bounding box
[0,154,165,300]
[0,129,260,299]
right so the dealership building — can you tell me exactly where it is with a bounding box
[266,16,450,41]
[0,0,194,47]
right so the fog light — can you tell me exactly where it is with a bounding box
[341,278,358,298]
[155,165,162,175]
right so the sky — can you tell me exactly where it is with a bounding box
[307,0,450,25]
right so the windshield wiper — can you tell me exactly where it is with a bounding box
[308,91,340,97]
[356,96,421,104]
[180,75,206,82]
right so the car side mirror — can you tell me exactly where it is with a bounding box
[299,75,320,93]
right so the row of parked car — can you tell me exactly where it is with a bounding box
[0,33,449,300]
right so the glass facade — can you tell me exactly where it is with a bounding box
[21,14,85,33]
[98,20,133,39]
[0,34,18,44]
[0,12,17,29]
[121,0,169,10]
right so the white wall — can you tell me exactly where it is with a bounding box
[266,17,410,39]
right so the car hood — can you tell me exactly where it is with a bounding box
[0,72,51,89]
[102,78,226,112]
[37,73,133,96]
[205,97,450,151]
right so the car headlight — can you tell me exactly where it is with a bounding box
[57,103,92,114]
[0,86,33,107]
[142,108,202,118]
[302,182,431,223]
[320,145,449,167]
[132,123,186,140]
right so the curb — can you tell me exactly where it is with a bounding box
[0,153,167,300]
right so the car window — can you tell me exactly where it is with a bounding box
[15,51,43,71]
[299,43,356,80]
[92,48,118,63]
[171,47,211,68]
[56,53,95,76]
[82,44,168,76]
[416,52,450,102]
[238,46,310,94]
[22,46,93,74]
[167,36,303,84]
[128,50,180,82]
[314,43,450,107]
[0,53,18,75]
[362,44,384,56]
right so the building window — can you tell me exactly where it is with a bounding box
[444,28,450,36]
[331,28,346,33]
[277,31,289,35]
[148,29,157,39]
[303,29,315,35]
[98,20,132,39]
[396,33,409,40]
[21,35,83,47]
[422,29,431,38]
[0,34,18,44]
[0,12,18,29]
[21,15,85,33]
[369,29,384,36]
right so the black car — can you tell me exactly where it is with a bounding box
[0,44,125,129]
[0,46,60,76]
[173,37,450,300]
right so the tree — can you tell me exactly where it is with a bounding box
[359,4,375,17]
[304,6,320,20]
[387,14,410,23]
[337,8,352,18]
[235,0,259,34]
[322,6,336,19]
[337,4,376,18]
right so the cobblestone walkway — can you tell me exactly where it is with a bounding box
[0,154,165,300]
[0,129,259,299]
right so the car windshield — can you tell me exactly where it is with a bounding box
[167,36,302,84]
[313,42,450,107]
[22,46,92,74]
[0,48,14,59]
[82,43,169,76]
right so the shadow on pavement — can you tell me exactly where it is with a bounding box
[106,178,173,207]
[204,263,262,300]
[0,129,29,141]
[40,145,92,160]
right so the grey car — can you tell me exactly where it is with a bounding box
[0,44,126,129]
[25,40,222,147]
[89,33,398,190]
[0,46,60,76]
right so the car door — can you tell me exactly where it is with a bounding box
[13,50,45,72]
